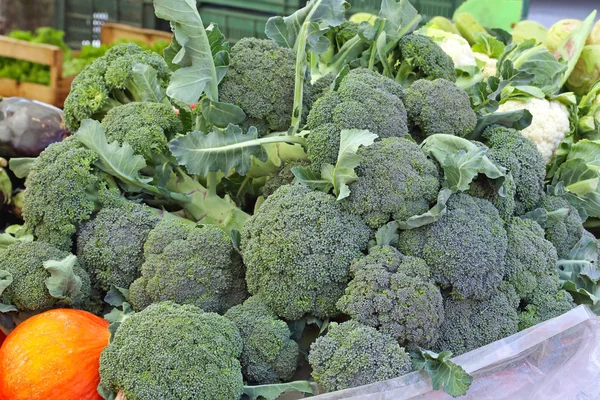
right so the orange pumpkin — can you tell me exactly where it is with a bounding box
[0,309,110,400]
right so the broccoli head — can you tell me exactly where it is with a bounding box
[241,184,371,320]
[337,245,444,348]
[308,320,412,392]
[434,282,520,356]
[129,218,247,313]
[397,34,457,86]
[219,38,305,134]
[404,78,477,139]
[536,195,584,259]
[0,241,96,313]
[224,296,299,384]
[398,193,508,300]
[504,217,558,300]
[101,102,183,161]
[98,301,244,400]
[518,275,575,330]
[76,200,160,291]
[63,43,171,131]
[343,137,441,228]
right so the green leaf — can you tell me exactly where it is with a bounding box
[200,98,246,128]
[320,129,377,200]
[469,109,532,140]
[374,220,400,247]
[0,304,17,313]
[379,0,421,42]
[43,255,82,301]
[128,63,168,103]
[242,381,315,400]
[0,225,33,250]
[8,157,35,179]
[230,229,241,251]
[0,270,13,297]
[206,23,230,84]
[521,207,570,229]
[555,11,597,87]
[397,188,452,230]
[104,286,130,307]
[411,348,473,397]
[472,32,505,58]
[291,166,333,193]
[169,124,269,176]
[105,302,135,324]
[558,232,600,290]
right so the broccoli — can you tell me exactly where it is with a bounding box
[337,245,444,348]
[63,43,171,131]
[434,282,520,356]
[241,184,371,320]
[260,159,311,199]
[219,38,306,135]
[306,68,408,169]
[308,73,336,107]
[0,241,96,313]
[468,173,517,219]
[536,195,584,259]
[404,78,477,139]
[504,217,558,300]
[396,34,457,86]
[308,320,412,392]
[129,218,247,313]
[76,200,160,291]
[343,137,441,229]
[101,102,183,162]
[98,301,244,400]
[518,273,575,330]
[398,193,508,300]
[224,296,299,384]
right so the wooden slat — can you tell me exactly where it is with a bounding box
[100,23,171,46]
[0,36,62,66]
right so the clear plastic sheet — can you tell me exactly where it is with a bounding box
[311,306,600,400]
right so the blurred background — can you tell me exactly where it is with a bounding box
[529,0,600,27]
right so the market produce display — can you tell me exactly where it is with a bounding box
[1,0,600,399]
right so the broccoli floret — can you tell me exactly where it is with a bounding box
[308,73,336,107]
[343,137,441,228]
[537,195,584,258]
[219,38,306,135]
[129,218,247,313]
[224,296,299,384]
[241,184,371,320]
[260,159,311,199]
[0,241,96,312]
[481,125,546,215]
[468,173,517,219]
[518,275,575,330]
[398,193,508,300]
[98,301,244,400]
[434,282,520,356]
[308,320,412,392]
[404,78,477,139]
[397,34,457,86]
[504,217,558,300]
[76,200,160,291]
[101,102,183,161]
[63,43,171,131]
[337,245,444,348]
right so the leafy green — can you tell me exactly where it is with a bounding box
[396,188,452,230]
[291,166,333,193]
[554,11,597,87]
[472,33,506,58]
[411,348,473,397]
[43,255,83,301]
[0,270,13,297]
[242,381,315,400]
[128,63,168,103]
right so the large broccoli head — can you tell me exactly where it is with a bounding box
[536,195,584,258]
[343,137,441,228]
[518,275,575,330]
[76,200,159,291]
[98,301,244,400]
[129,218,247,313]
[241,184,371,320]
[337,245,444,348]
[219,38,305,134]
[63,43,171,131]
[398,193,508,300]
[397,33,457,86]
[308,320,412,392]
[224,296,299,385]
[404,78,477,139]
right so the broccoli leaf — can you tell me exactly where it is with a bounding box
[397,188,452,230]
[291,166,333,193]
[104,286,130,307]
[469,109,532,140]
[242,381,315,400]
[43,255,82,301]
[374,220,401,247]
[379,0,421,42]
[411,348,473,398]
[521,207,570,228]
[200,98,246,128]
[321,129,378,200]
[0,225,33,250]
[472,33,505,58]
[0,270,13,297]
[8,157,35,179]
[128,63,168,104]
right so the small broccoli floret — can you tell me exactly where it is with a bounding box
[129,218,247,313]
[468,173,517,219]
[434,282,520,356]
[241,184,371,320]
[308,320,412,392]
[224,296,299,384]
[397,34,457,85]
[260,159,311,199]
[398,193,508,300]
[518,275,575,330]
[101,102,183,161]
[64,43,171,131]
[404,78,477,139]
[219,38,305,134]
[306,122,340,167]
[308,73,336,107]
[337,245,444,348]
[76,200,159,291]
[504,217,558,300]
[536,195,584,258]
[343,137,441,228]
[0,241,95,312]
[98,301,244,400]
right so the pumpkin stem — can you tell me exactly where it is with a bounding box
[116,390,127,400]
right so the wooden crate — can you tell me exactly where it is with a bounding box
[100,23,172,46]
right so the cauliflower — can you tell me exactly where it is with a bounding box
[498,98,571,164]
[473,52,498,78]
[438,34,476,67]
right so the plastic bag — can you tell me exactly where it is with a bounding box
[311,306,600,400]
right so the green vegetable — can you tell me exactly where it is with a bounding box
[511,20,548,44]
[454,12,487,45]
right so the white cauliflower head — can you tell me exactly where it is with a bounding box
[473,53,498,78]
